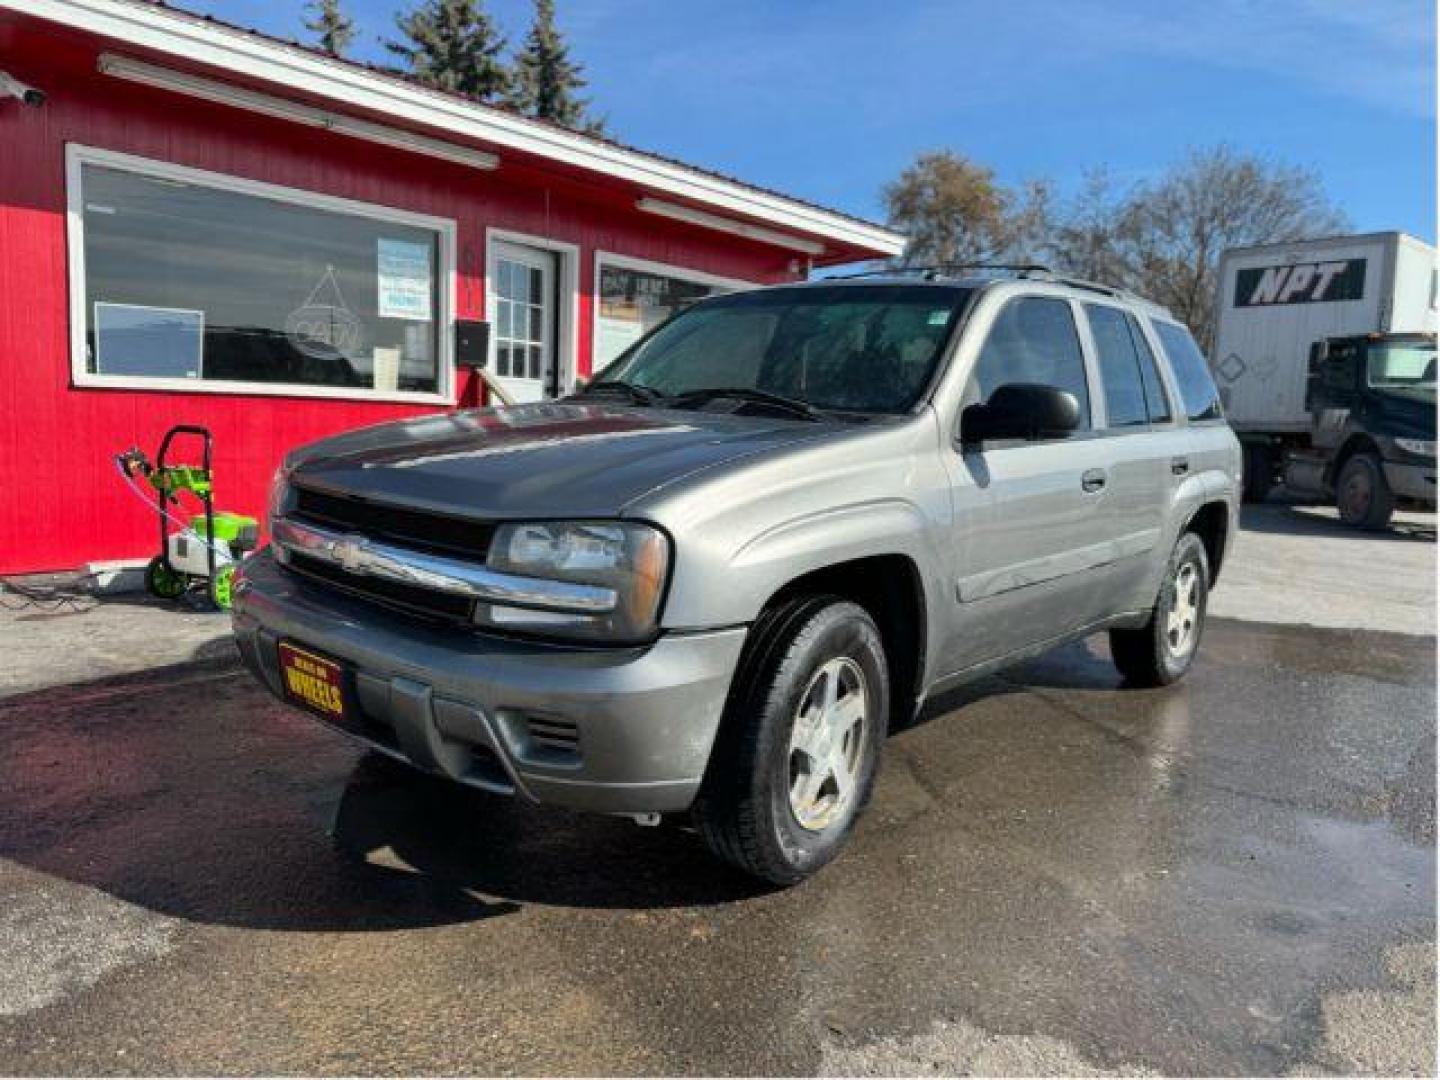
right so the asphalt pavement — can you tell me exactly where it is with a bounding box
[0,505,1433,1075]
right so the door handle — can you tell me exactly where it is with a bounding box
[1171,457,1191,475]
[1081,468,1107,493]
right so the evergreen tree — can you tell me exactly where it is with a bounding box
[509,0,605,134]
[303,0,355,56]
[386,0,510,103]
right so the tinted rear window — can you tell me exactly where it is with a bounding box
[1152,319,1223,421]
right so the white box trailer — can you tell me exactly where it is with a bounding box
[1213,232,1436,527]
[1214,232,1436,432]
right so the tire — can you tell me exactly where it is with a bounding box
[1109,532,1210,688]
[693,596,889,885]
[1335,452,1395,530]
[1242,442,1274,504]
[144,555,186,600]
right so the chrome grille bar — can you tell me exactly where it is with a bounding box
[272,517,618,615]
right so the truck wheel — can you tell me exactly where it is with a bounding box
[1242,443,1274,503]
[1109,532,1210,688]
[693,596,888,885]
[1336,452,1395,530]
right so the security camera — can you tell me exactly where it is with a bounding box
[0,71,46,107]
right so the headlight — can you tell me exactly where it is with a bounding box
[479,521,669,643]
[1393,438,1435,458]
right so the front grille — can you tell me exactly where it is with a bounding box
[287,551,474,624]
[290,485,495,560]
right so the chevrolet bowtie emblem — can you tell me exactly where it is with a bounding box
[330,534,368,572]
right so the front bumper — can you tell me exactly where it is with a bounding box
[231,549,746,814]
[1383,460,1436,504]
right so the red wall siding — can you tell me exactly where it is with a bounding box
[0,21,796,573]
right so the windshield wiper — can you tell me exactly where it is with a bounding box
[666,387,826,422]
[580,379,667,405]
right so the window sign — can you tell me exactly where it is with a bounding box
[595,260,730,368]
[71,148,451,400]
[377,238,434,322]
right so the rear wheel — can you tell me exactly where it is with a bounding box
[694,596,888,885]
[1335,452,1394,530]
[144,555,186,600]
[1109,532,1210,687]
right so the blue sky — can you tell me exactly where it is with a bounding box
[185,0,1435,240]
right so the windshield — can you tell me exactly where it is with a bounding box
[591,284,971,415]
[1367,341,1436,391]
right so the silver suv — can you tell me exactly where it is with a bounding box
[232,270,1241,884]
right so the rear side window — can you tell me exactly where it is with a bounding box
[1126,314,1172,423]
[971,297,1091,430]
[1152,319,1223,421]
[1085,304,1148,428]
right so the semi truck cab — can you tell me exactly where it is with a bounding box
[1282,332,1436,527]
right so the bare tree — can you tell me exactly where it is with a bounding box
[1105,148,1347,351]
[1046,169,1130,285]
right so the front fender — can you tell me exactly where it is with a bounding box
[635,415,952,632]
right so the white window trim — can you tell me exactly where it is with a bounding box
[484,228,580,396]
[591,250,758,372]
[65,143,458,405]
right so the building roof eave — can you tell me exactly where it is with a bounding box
[6,0,906,260]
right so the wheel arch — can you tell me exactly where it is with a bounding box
[1184,501,1231,586]
[752,554,927,731]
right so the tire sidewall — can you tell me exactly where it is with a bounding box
[754,602,888,879]
[1337,453,1393,530]
[1152,533,1210,682]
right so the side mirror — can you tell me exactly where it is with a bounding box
[961,382,1081,444]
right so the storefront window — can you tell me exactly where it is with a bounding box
[595,258,738,368]
[71,149,451,399]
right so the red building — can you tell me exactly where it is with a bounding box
[0,0,902,574]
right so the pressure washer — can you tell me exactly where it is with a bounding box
[114,425,259,610]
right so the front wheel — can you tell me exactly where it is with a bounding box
[1109,532,1210,687]
[693,597,888,885]
[1336,452,1395,530]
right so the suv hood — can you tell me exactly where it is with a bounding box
[285,401,839,518]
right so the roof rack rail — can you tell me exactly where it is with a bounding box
[824,263,1054,282]
[822,263,1141,300]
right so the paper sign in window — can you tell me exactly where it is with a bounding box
[377,238,433,322]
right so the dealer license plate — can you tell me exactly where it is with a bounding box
[277,641,348,720]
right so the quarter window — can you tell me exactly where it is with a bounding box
[1152,319,1223,421]
[1126,315,1172,423]
[1085,304,1149,428]
[71,149,450,399]
[970,297,1091,430]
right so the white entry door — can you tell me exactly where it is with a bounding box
[488,241,557,403]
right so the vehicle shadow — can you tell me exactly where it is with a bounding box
[0,631,1131,933]
[1240,502,1436,542]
